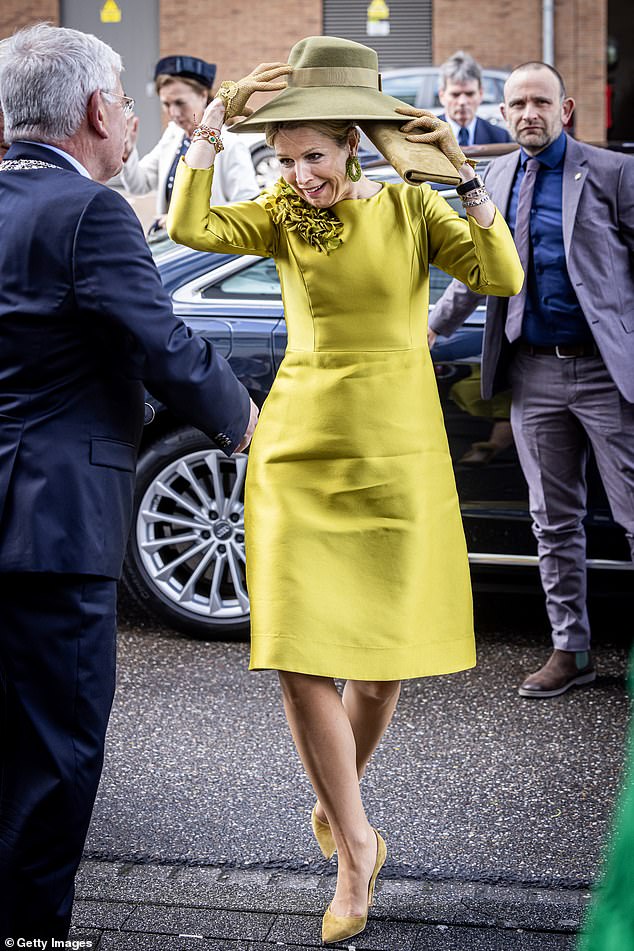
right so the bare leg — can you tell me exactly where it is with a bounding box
[314,678,401,822]
[279,672,379,916]
[279,672,400,916]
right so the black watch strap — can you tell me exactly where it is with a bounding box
[456,174,485,196]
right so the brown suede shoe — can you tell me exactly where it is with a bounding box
[518,649,596,698]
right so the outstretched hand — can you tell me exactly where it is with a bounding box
[218,62,292,124]
[395,105,473,171]
[235,398,259,453]
[122,114,139,162]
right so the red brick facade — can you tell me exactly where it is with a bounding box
[433,0,606,141]
[159,0,322,93]
[0,0,607,141]
[0,0,58,37]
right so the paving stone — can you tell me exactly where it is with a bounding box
[71,899,136,929]
[373,879,589,931]
[266,913,420,950]
[99,938,316,951]
[122,903,275,940]
[75,860,335,917]
[411,924,576,950]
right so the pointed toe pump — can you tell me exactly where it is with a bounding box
[322,828,387,945]
[311,804,336,860]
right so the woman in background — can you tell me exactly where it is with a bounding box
[120,54,258,231]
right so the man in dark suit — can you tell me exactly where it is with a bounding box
[0,109,8,159]
[438,50,511,147]
[429,62,634,698]
[0,23,258,938]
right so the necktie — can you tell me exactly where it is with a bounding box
[458,126,469,147]
[505,157,541,342]
[165,135,191,207]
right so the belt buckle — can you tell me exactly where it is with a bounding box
[555,345,576,359]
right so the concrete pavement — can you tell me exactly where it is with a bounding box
[66,591,632,948]
[70,858,584,948]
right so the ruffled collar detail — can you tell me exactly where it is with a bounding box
[262,178,343,254]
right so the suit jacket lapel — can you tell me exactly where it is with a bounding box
[488,150,520,217]
[562,136,588,257]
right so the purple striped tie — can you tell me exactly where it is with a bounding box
[505,157,541,342]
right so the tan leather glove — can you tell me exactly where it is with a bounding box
[218,62,292,123]
[395,105,476,171]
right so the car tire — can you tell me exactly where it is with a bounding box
[122,427,250,639]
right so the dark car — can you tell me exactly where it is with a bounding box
[380,66,509,129]
[123,178,632,639]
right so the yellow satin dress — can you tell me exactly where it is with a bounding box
[168,164,523,681]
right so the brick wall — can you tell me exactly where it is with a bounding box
[433,0,606,141]
[0,0,606,142]
[0,0,59,38]
[159,0,322,112]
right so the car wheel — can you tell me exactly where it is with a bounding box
[122,427,250,639]
[251,144,280,188]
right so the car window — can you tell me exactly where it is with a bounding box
[421,74,441,109]
[201,257,281,300]
[481,75,503,105]
[381,74,421,106]
[148,232,181,261]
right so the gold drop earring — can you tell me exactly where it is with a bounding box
[345,153,362,182]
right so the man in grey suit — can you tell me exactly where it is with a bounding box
[429,62,634,698]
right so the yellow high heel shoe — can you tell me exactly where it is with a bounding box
[311,804,336,860]
[321,828,387,945]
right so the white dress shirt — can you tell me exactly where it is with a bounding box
[445,116,478,147]
[18,141,92,178]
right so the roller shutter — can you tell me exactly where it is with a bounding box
[323,0,432,69]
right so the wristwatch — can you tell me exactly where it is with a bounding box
[456,174,485,197]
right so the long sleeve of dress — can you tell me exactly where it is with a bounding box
[422,185,523,298]
[168,160,277,257]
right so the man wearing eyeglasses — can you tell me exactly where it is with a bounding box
[0,23,257,939]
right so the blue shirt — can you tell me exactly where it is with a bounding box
[508,132,592,345]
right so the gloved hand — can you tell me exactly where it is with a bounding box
[395,105,476,171]
[218,62,292,123]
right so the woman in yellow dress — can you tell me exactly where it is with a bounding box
[168,36,523,945]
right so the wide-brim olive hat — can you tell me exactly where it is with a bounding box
[232,36,406,132]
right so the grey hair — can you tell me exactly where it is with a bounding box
[0,22,122,143]
[438,50,482,91]
[265,120,358,149]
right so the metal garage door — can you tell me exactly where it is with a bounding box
[323,0,432,69]
[60,0,160,155]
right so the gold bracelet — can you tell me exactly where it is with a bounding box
[191,125,224,153]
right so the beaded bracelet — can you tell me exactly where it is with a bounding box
[191,125,224,153]
[462,194,492,208]
[458,186,488,204]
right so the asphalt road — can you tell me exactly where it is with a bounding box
[87,592,631,890]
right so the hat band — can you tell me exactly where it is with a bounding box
[289,66,379,90]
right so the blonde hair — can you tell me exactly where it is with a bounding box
[155,74,212,104]
[265,119,358,149]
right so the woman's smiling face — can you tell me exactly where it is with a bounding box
[274,125,355,208]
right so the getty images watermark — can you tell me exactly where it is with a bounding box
[4,941,93,949]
